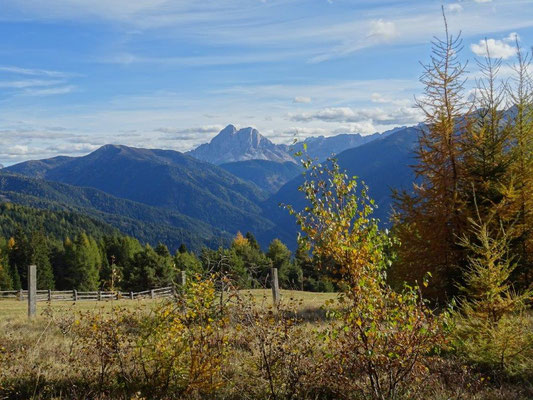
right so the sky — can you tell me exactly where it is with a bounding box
[1,0,533,165]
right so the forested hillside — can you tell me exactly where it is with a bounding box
[0,172,231,251]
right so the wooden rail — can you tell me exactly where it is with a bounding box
[0,286,175,302]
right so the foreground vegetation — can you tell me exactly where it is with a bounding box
[1,285,531,400]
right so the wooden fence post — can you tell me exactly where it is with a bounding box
[73,289,78,302]
[48,289,52,302]
[98,290,102,301]
[28,265,37,318]
[150,289,155,299]
[271,267,280,306]
[129,291,134,300]
[181,270,187,286]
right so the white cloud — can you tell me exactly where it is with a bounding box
[473,0,492,3]
[368,19,396,40]
[0,79,65,89]
[470,33,519,59]
[333,122,377,135]
[293,96,311,104]
[445,4,463,13]
[288,106,422,126]
[0,65,78,97]
[0,65,77,78]
[23,85,76,96]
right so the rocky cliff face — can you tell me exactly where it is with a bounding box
[187,124,295,165]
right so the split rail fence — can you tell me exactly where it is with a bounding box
[0,286,175,302]
[1,265,281,318]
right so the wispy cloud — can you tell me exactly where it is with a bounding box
[22,85,76,96]
[0,65,78,78]
[293,96,312,104]
[288,106,422,126]
[0,66,78,96]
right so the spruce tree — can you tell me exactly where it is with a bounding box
[30,230,55,289]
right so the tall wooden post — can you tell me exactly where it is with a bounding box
[28,265,37,318]
[271,267,280,306]
[73,289,78,302]
[150,289,155,299]
[48,289,52,302]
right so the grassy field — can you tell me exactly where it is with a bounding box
[0,288,531,399]
[0,289,338,320]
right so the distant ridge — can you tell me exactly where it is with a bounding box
[6,144,275,239]
[188,124,388,165]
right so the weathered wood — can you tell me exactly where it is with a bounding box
[271,267,280,306]
[130,291,134,300]
[181,270,187,286]
[48,289,52,302]
[28,265,37,318]
[150,289,155,299]
[73,289,78,302]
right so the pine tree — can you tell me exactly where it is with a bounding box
[6,237,21,290]
[245,232,261,251]
[30,230,55,289]
[0,239,13,290]
[63,233,101,291]
[155,243,171,258]
[124,245,175,291]
[267,239,301,289]
[8,228,32,289]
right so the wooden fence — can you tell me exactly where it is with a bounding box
[2,265,280,318]
[0,286,175,302]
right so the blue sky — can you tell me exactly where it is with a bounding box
[1,0,533,165]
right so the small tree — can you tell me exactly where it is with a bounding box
[454,212,533,375]
[288,157,446,400]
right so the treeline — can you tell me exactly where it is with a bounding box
[0,206,332,292]
[390,32,533,301]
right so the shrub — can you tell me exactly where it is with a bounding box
[288,157,447,400]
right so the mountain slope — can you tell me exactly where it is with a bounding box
[0,171,230,251]
[220,160,302,194]
[187,124,295,164]
[7,144,275,236]
[263,126,420,247]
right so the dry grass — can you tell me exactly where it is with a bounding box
[1,290,530,400]
[0,289,337,320]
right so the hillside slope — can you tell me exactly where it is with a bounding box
[220,160,302,194]
[0,172,231,251]
[7,144,275,236]
[263,126,420,247]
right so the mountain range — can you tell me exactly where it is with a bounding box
[2,124,420,250]
[186,124,391,165]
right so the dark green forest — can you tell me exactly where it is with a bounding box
[0,202,330,292]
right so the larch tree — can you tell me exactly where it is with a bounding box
[392,14,469,300]
[506,43,533,286]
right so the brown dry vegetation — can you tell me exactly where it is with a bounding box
[0,289,531,400]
